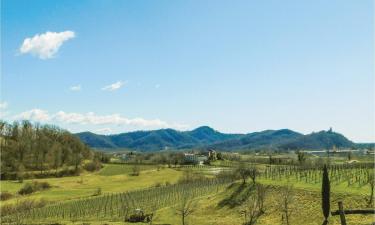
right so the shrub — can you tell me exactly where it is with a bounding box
[131,164,140,176]
[1,199,47,216]
[0,192,14,201]
[23,172,34,180]
[18,183,34,195]
[84,161,102,172]
[18,181,51,195]
[77,176,84,184]
[92,187,102,196]
[57,167,80,177]
[34,181,51,190]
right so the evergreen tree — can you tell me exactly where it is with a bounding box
[321,164,330,225]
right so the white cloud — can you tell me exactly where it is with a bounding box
[0,101,8,110]
[13,109,51,122]
[54,111,87,124]
[12,109,189,130]
[0,101,9,118]
[54,111,171,127]
[70,85,81,91]
[19,31,75,59]
[95,127,113,134]
[102,81,125,91]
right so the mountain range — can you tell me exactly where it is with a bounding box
[76,126,364,151]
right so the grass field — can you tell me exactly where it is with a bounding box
[1,162,374,225]
[145,184,372,225]
[97,164,162,176]
[13,184,372,225]
[0,164,183,205]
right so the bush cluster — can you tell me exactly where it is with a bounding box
[1,199,47,216]
[92,187,102,196]
[1,167,80,180]
[0,192,14,201]
[83,161,102,172]
[18,181,51,195]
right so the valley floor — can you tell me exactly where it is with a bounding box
[1,163,373,225]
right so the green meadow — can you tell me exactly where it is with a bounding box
[1,164,182,204]
[1,161,373,225]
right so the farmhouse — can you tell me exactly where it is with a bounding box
[208,149,217,160]
[184,153,208,165]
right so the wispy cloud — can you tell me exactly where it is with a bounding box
[95,127,113,134]
[12,109,189,130]
[0,101,8,110]
[102,81,125,91]
[155,84,161,89]
[53,111,170,127]
[19,31,75,59]
[70,85,81,91]
[13,109,51,122]
[0,101,9,118]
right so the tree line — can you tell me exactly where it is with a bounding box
[0,120,94,180]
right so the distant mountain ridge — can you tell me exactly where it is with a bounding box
[77,126,243,151]
[76,126,360,151]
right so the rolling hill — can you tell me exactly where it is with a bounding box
[76,126,243,151]
[209,129,303,150]
[76,126,360,151]
[76,126,361,151]
[278,130,354,150]
[211,129,355,151]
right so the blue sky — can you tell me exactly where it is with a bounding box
[1,0,374,142]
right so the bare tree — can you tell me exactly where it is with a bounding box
[242,194,259,225]
[296,151,306,165]
[256,184,268,214]
[347,151,352,161]
[131,163,140,176]
[241,184,268,225]
[280,185,294,225]
[16,163,25,183]
[175,195,196,225]
[1,120,92,178]
[249,166,258,184]
[236,164,257,184]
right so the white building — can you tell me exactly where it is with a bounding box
[184,153,208,165]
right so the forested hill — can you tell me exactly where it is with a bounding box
[77,126,243,151]
[76,126,359,151]
[0,120,93,178]
[212,129,355,151]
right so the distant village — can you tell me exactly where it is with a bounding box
[111,146,374,166]
[113,149,221,165]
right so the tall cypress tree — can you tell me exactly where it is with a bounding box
[322,164,330,225]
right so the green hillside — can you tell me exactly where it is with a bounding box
[76,126,243,151]
[76,127,360,151]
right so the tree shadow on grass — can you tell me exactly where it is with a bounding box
[218,182,255,208]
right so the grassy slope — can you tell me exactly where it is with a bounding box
[149,185,372,225]
[0,164,182,205]
[258,177,370,196]
[34,183,372,225]
[97,164,161,176]
[1,163,373,225]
